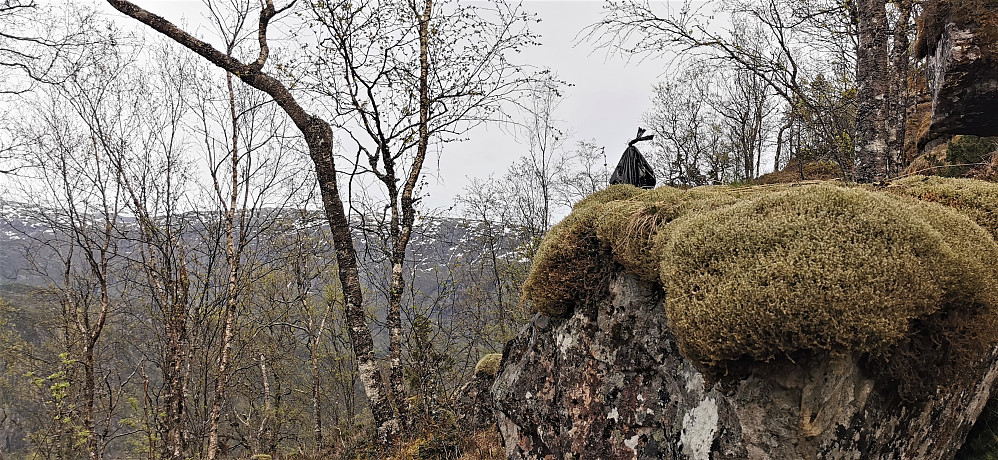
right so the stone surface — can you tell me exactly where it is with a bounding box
[928,21,998,136]
[456,368,500,431]
[492,273,998,459]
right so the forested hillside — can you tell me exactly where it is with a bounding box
[0,203,531,458]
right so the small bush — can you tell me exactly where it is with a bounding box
[415,432,461,459]
[942,136,997,177]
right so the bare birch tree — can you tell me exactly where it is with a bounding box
[16,71,132,460]
[103,0,538,443]
[853,0,890,182]
[302,0,539,430]
[102,0,399,443]
[587,0,898,182]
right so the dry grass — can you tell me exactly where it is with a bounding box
[383,426,504,460]
[457,427,504,460]
[753,161,843,185]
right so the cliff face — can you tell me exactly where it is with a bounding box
[919,1,998,136]
[493,273,998,459]
[493,178,998,459]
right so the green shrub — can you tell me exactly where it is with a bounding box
[523,179,998,389]
[941,136,997,177]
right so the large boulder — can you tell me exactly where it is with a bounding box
[493,179,998,459]
[494,274,998,459]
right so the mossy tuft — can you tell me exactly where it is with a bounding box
[523,178,998,390]
[474,353,503,378]
[890,175,998,239]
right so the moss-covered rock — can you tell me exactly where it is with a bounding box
[474,353,503,379]
[890,175,998,239]
[523,178,998,380]
[456,354,504,432]
[523,184,772,315]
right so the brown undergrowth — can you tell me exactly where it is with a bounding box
[384,425,504,460]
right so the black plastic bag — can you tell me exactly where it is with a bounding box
[609,128,656,189]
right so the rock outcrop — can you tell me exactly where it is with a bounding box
[492,179,998,459]
[456,353,503,431]
[494,273,998,459]
[918,1,998,136]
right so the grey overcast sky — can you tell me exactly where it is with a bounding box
[430,2,669,209]
[100,1,672,210]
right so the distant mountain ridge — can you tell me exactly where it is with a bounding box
[0,200,529,289]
